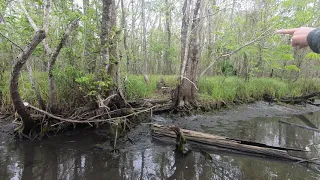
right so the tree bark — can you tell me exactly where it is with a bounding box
[141,0,149,83]
[163,0,172,74]
[107,0,118,84]
[26,61,46,110]
[10,30,46,134]
[152,124,316,164]
[175,0,202,107]
[82,0,89,71]
[48,19,79,109]
[43,0,52,56]
[100,0,112,75]
[18,0,47,110]
[19,0,51,58]
[121,0,130,74]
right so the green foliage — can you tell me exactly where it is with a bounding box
[75,74,112,97]
[306,52,320,60]
[276,45,294,61]
[124,75,177,99]
[199,76,319,102]
[284,65,300,72]
[218,60,236,76]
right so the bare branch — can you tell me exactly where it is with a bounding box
[19,0,51,55]
[181,76,198,90]
[18,0,39,31]
[200,26,275,77]
[48,18,80,108]
[0,11,6,24]
[43,0,51,55]
[0,31,23,51]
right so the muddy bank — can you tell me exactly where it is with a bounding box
[94,101,320,155]
[1,101,320,179]
[0,115,16,142]
[0,101,319,144]
[152,101,320,132]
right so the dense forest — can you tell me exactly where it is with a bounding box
[0,0,320,135]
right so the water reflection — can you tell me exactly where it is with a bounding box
[202,112,320,153]
[0,113,320,180]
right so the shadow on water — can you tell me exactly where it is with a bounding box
[1,112,320,180]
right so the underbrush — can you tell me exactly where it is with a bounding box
[124,74,177,99]
[1,71,319,112]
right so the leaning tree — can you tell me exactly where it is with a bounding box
[10,30,46,135]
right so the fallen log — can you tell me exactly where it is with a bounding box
[279,92,319,104]
[128,99,171,108]
[151,124,320,165]
[308,101,320,106]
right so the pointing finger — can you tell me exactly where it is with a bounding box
[276,28,298,34]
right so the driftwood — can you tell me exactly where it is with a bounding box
[279,92,319,104]
[151,124,320,165]
[279,120,320,132]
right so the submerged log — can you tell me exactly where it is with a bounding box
[279,120,320,132]
[151,124,320,164]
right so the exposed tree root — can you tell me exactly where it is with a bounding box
[10,97,173,140]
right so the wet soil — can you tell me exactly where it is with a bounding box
[1,101,320,180]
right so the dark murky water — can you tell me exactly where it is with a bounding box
[1,112,320,180]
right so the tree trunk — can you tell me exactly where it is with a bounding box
[48,19,79,109]
[82,0,89,71]
[121,0,130,74]
[18,0,47,110]
[141,0,149,83]
[26,61,46,110]
[163,0,172,75]
[254,42,264,77]
[100,0,112,76]
[43,0,52,57]
[10,30,46,134]
[174,0,202,108]
[107,0,118,84]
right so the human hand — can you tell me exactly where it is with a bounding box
[276,27,315,48]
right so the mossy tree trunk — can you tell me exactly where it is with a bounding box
[101,0,126,107]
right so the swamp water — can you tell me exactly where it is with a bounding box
[1,111,320,180]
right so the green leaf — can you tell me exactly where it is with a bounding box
[284,65,300,72]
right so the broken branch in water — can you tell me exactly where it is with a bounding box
[279,120,320,132]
